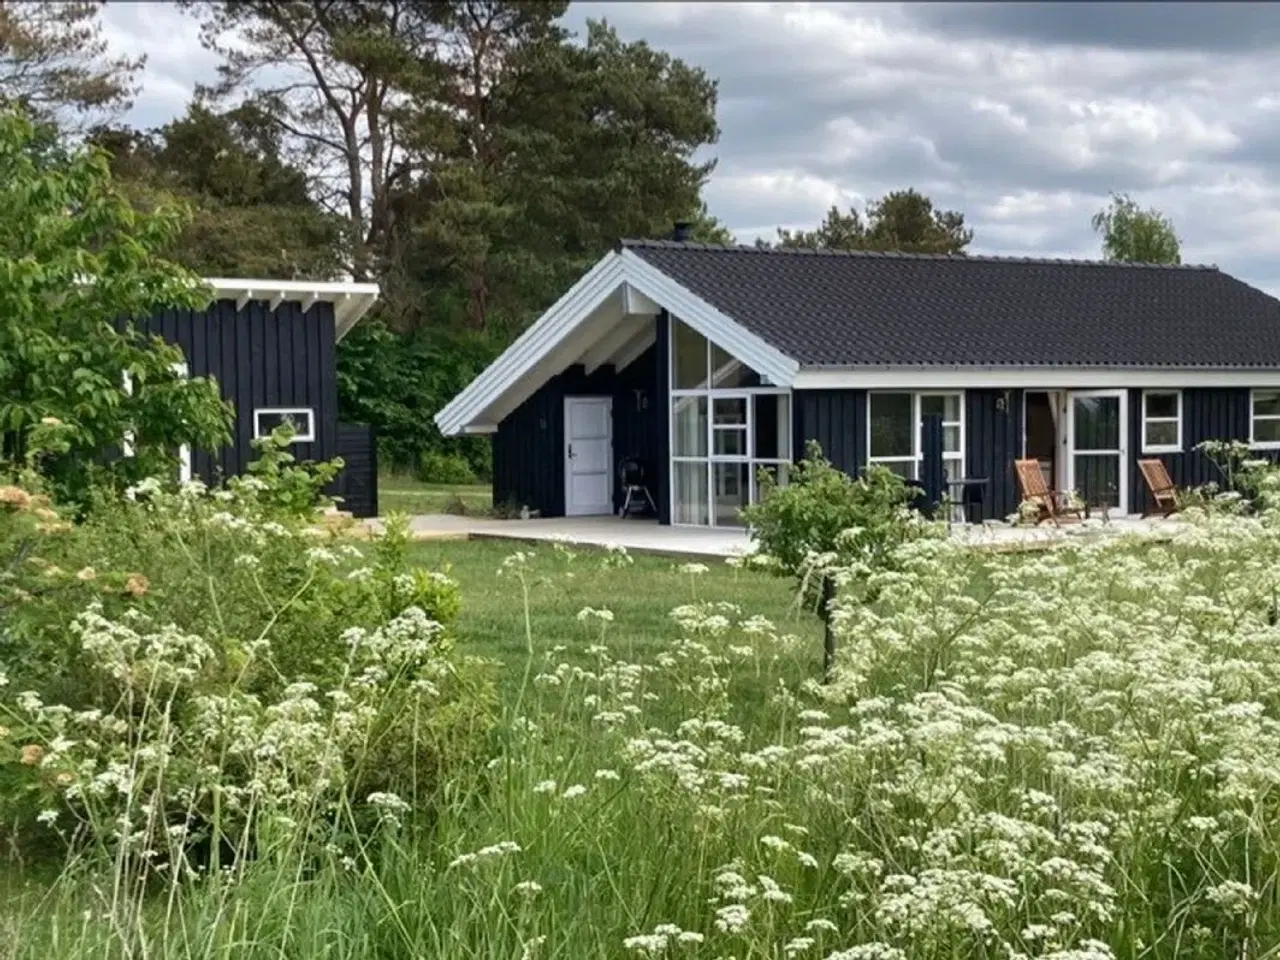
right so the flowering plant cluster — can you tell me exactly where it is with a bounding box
[0,456,497,873]
[432,507,1280,959]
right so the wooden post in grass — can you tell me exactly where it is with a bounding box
[821,573,837,682]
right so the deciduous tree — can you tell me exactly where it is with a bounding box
[772,189,972,255]
[0,110,232,506]
[0,2,143,127]
[1091,191,1182,265]
[91,103,347,279]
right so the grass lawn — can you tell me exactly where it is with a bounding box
[407,537,824,678]
[378,472,492,516]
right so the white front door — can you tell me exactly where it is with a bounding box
[564,396,613,516]
[1067,390,1128,515]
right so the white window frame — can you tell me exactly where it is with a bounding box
[1251,389,1280,450]
[1141,389,1182,454]
[122,363,192,482]
[866,390,966,480]
[253,407,316,443]
[668,317,791,527]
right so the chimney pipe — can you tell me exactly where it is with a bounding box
[672,220,692,242]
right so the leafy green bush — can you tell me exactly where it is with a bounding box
[742,441,935,596]
[337,321,496,477]
[416,450,477,485]
[743,443,938,677]
[0,450,499,866]
[0,108,233,510]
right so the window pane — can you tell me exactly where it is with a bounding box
[712,397,746,425]
[674,461,709,525]
[1257,392,1280,417]
[1145,421,1179,448]
[713,428,746,456]
[752,394,788,460]
[673,396,707,456]
[1256,418,1280,443]
[256,408,313,438]
[921,394,960,422]
[713,462,749,527]
[754,463,790,503]
[1072,395,1120,451]
[943,425,961,454]
[1145,391,1178,420]
[1074,454,1121,510]
[869,393,913,458]
[710,342,761,388]
[872,458,917,480]
[672,318,708,389]
[943,458,962,483]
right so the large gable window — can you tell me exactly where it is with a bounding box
[1252,389,1280,448]
[669,317,790,527]
[867,391,964,481]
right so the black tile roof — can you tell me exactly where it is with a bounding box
[621,239,1280,368]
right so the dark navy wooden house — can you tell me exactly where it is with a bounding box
[134,279,381,517]
[437,233,1280,524]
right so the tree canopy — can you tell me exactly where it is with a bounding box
[89,103,347,279]
[1091,192,1182,265]
[770,189,973,255]
[0,2,143,127]
[0,109,232,506]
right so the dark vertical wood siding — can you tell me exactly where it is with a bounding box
[965,389,1024,521]
[1127,387,1256,514]
[792,389,866,475]
[655,312,671,524]
[333,422,378,518]
[612,344,661,514]
[129,299,341,482]
[492,324,663,518]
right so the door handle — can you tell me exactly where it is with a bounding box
[568,444,575,459]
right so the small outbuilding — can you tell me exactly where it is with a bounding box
[135,278,382,517]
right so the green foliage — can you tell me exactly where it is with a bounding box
[0,108,233,509]
[0,2,143,128]
[0,452,498,865]
[1091,191,1182,265]
[772,188,973,254]
[239,425,344,520]
[417,450,477,486]
[741,441,934,594]
[336,320,497,475]
[89,103,347,280]
[687,201,735,244]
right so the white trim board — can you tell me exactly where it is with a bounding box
[792,367,1280,390]
[203,278,380,342]
[433,250,800,437]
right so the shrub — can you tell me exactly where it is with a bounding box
[742,441,936,595]
[0,108,233,510]
[0,450,498,866]
[416,450,477,485]
[742,442,939,678]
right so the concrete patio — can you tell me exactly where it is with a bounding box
[366,513,1184,559]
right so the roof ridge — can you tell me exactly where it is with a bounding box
[618,237,1218,271]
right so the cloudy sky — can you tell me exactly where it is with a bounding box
[101,1,1280,292]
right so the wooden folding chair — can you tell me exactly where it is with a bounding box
[1137,458,1179,518]
[1014,458,1084,526]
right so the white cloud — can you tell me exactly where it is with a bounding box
[100,1,1280,293]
